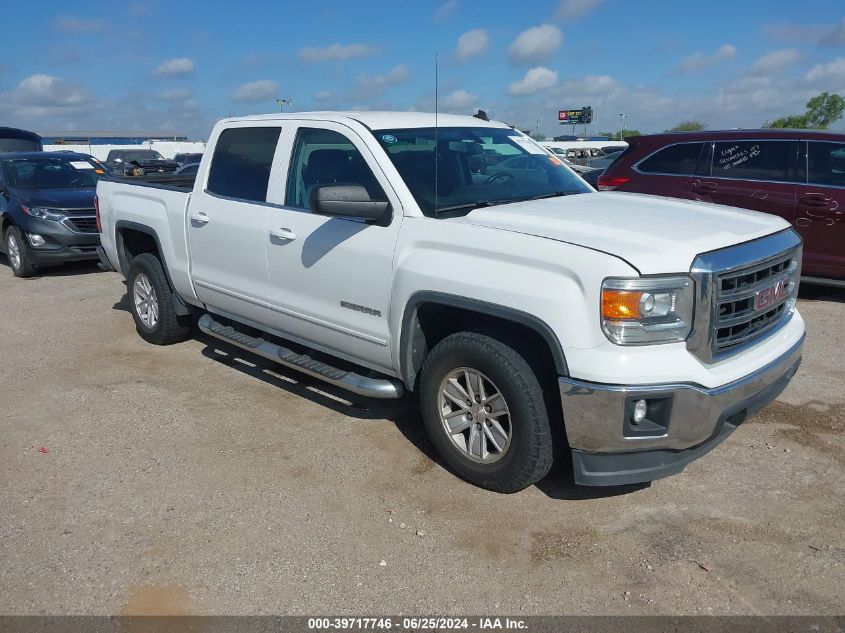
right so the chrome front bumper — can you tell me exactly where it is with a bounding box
[559,336,804,486]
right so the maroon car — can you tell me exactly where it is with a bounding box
[598,130,845,284]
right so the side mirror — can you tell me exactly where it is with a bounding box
[309,184,390,222]
[112,158,123,163]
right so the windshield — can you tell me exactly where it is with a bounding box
[373,127,590,216]
[3,157,102,189]
[120,150,164,161]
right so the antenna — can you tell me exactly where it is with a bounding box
[434,51,439,213]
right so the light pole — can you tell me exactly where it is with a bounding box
[276,98,293,112]
[618,113,626,141]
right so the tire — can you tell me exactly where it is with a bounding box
[418,332,553,493]
[4,225,37,278]
[127,253,192,345]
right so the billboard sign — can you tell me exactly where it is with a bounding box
[558,107,593,124]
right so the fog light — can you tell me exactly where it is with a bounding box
[632,399,648,424]
[27,234,46,247]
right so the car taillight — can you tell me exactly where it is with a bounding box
[94,194,101,232]
[597,175,631,191]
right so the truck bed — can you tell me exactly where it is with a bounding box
[99,173,197,192]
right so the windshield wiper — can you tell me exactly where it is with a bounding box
[520,191,581,201]
[432,200,492,215]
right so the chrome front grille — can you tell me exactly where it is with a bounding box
[713,251,798,354]
[688,230,802,364]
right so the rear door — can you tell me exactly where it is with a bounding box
[187,124,282,327]
[694,139,797,224]
[795,140,845,279]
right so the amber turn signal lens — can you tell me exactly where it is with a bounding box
[602,290,643,319]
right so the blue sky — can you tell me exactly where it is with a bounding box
[2,0,845,138]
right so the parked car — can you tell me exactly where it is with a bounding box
[105,149,178,177]
[0,152,103,276]
[173,152,203,166]
[598,130,845,284]
[588,150,623,170]
[581,167,604,188]
[541,146,593,174]
[173,162,199,176]
[0,127,42,153]
[97,112,804,492]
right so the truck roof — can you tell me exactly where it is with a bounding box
[217,111,510,131]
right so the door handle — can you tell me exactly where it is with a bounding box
[190,211,210,225]
[269,227,297,242]
[798,195,830,208]
[692,181,718,194]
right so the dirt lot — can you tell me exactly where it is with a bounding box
[0,259,842,616]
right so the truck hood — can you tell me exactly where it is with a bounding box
[446,192,790,274]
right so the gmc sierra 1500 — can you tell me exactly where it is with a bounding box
[96,112,805,492]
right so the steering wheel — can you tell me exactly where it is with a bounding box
[484,172,515,185]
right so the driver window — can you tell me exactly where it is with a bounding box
[285,128,386,210]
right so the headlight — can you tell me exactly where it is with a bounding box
[21,206,65,221]
[601,275,694,345]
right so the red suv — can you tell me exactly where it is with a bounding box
[598,130,845,284]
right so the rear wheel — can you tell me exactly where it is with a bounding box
[127,253,192,345]
[418,332,553,493]
[4,226,36,278]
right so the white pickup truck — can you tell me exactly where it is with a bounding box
[95,112,805,492]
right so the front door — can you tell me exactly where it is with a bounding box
[795,140,845,279]
[187,125,282,327]
[694,139,797,224]
[264,123,403,373]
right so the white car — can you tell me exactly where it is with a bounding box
[96,112,804,492]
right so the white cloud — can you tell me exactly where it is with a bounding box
[242,53,266,67]
[674,44,736,73]
[0,74,90,108]
[555,0,602,21]
[805,58,845,88]
[456,29,489,61]
[299,43,375,63]
[53,16,109,33]
[508,25,563,65]
[231,80,278,103]
[441,89,479,110]
[748,49,803,76]
[820,19,845,47]
[508,67,558,96]
[157,88,192,102]
[434,0,459,22]
[357,64,410,89]
[314,90,334,102]
[153,58,195,78]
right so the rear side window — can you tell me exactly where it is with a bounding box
[807,141,845,187]
[207,127,281,202]
[712,140,791,182]
[637,142,704,175]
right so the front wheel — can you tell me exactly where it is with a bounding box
[4,226,37,278]
[418,332,553,493]
[127,253,192,345]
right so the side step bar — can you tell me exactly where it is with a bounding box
[197,314,404,399]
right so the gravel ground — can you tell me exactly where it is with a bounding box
[0,259,842,615]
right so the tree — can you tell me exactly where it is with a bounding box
[600,129,642,140]
[665,120,706,132]
[806,92,845,128]
[530,132,547,141]
[765,114,810,129]
[764,92,845,129]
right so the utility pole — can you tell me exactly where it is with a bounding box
[276,98,293,112]
[618,113,626,141]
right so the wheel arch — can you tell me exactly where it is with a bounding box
[115,220,190,316]
[399,291,569,392]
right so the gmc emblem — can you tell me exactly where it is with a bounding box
[754,279,788,311]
